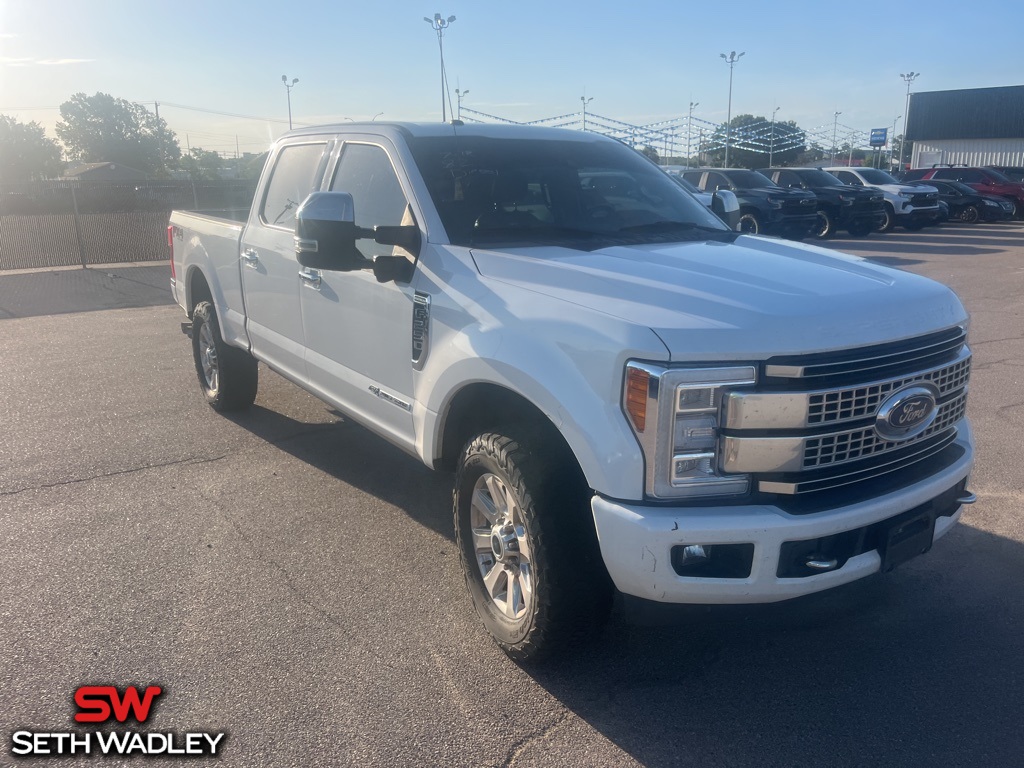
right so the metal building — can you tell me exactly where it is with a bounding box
[906,85,1024,168]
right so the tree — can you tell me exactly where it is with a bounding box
[705,114,806,169]
[0,116,63,181]
[639,145,660,163]
[178,147,224,181]
[891,134,914,171]
[56,92,180,177]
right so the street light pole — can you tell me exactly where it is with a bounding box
[719,51,744,168]
[580,95,593,131]
[687,101,699,168]
[455,88,468,120]
[281,75,298,130]
[769,105,780,167]
[424,13,456,122]
[831,110,842,164]
[900,71,920,170]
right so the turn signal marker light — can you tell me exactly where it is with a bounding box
[626,367,650,432]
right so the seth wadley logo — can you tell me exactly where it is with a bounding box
[10,685,226,758]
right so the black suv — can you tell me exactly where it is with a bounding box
[679,168,817,239]
[759,167,885,238]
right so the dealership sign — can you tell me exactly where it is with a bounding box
[870,128,888,147]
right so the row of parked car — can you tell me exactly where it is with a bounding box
[663,163,1022,241]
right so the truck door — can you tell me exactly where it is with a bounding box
[299,140,418,450]
[240,140,330,383]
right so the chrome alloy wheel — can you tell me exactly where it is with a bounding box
[470,473,533,620]
[198,320,219,393]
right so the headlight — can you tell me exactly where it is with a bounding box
[765,196,784,208]
[983,200,998,207]
[898,192,913,200]
[624,363,756,499]
[838,194,855,205]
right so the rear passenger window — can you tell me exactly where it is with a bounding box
[260,143,328,229]
[834,171,860,185]
[932,169,956,180]
[957,170,984,183]
[778,171,801,188]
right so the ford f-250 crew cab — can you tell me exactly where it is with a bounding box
[169,123,975,661]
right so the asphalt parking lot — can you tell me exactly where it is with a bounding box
[1,222,1022,767]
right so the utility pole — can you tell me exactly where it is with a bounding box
[580,95,593,131]
[455,88,468,120]
[831,111,842,164]
[687,101,699,168]
[281,75,298,130]
[900,72,920,170]
[768,105,780,167]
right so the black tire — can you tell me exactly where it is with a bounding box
[736,211,761,235]
[192,301,258,412]
[454,429,612,662]
[902,218,927,231]
[812,209,836,239]
[847,219,874,238]
[878,203,896,233]
[959,205,980,224]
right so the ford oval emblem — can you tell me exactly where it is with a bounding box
[875,385,939,441]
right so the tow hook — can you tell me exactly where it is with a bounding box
[181,321,193,339]
[957,491,977,505]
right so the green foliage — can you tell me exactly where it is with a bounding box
[0,116,63,181]
[704,114,806,169]
[179,148,224,181]
[56,92,180,177]
[639,145,660,163]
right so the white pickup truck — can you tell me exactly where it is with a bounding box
[169,123,975,660]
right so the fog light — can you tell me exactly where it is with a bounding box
[671,543,754,578]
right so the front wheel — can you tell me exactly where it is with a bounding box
[192,301,258,411]
[812,210,836,239]
[454,430,612,662]
[736,212,762,235]
[878,204,896,233]
[959,205,980,224]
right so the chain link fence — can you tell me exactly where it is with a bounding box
[0,180,257,271]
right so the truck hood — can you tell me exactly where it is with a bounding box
[879,183,939,195]
[470,237,966,362]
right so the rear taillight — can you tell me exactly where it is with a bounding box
[167,225,175,279]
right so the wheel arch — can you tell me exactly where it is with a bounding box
[186,265,213,318]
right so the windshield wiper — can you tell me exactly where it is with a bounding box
[617,220,731,235]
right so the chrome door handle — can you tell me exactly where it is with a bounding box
[241,249,260,268]
[298,268,321,290]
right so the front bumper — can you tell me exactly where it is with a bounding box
[592,423,973,604]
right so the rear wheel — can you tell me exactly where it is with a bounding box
[454,429,612,662]
[736,211,761,235]
[192,301,258,412]
[959,205,980,224]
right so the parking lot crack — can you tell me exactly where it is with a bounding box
[500,710,571,768]
[0,454,227,497]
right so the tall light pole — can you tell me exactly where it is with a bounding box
[890,115,902,171]
[768,105,781,167]
[455,88,468,120]
[719,51,744,168]
[424,13,456,122]
[372,112,383,121]
[580,95,593,131]
[900,71,920,170]
[281,75,298,130]
[686,101,699,167]
[831,110,842,164]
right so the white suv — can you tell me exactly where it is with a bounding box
[823,167,941,232]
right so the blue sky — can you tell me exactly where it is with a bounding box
[2,0,1023,157]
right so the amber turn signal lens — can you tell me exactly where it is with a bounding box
[625,367,649,432]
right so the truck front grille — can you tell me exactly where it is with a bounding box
[723,327,970,496]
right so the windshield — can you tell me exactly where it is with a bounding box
[799,169,845,187]
[857,169,900,185]
[995,167,1024,182]
[724,170,777,189]
[984,168,1012,183]
[408,135,729,250]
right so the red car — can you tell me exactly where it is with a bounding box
[901,166,1024,218]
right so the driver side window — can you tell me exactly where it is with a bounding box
[331,143,411,260]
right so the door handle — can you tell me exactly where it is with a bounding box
[298,268,322,290]
[241,249,260,268]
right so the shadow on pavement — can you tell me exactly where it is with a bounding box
[0,264,173,319]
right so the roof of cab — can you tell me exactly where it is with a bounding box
[280,121,617,143]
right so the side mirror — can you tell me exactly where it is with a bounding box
[711,189,740,231]
[294,192,367,271]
